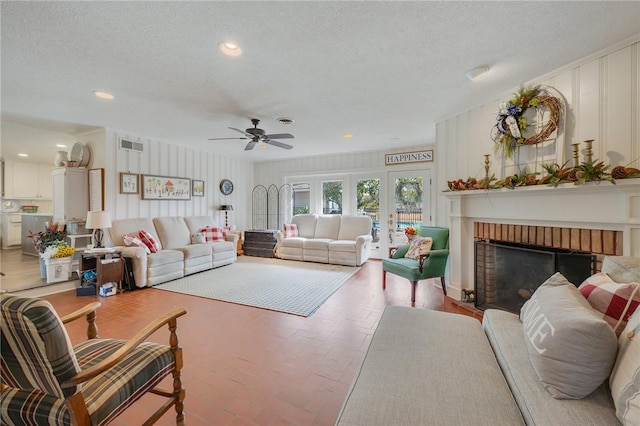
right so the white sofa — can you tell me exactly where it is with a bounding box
[108,215,237,287]
[276,214,373,266]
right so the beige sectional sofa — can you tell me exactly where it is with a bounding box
[107,215,237,287]
[276,214,373,266]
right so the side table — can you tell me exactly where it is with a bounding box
[78,251,124,296]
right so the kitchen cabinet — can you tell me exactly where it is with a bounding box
[3,161,53,199]
[52,167,88,223]
[1,213,23,248]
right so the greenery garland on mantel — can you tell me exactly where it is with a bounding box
[492,85,562,159]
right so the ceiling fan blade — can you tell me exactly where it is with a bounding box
[264,133,294,140]
[229,127,253,138]
[266,139,293,150]
[244,141,258,151]
[208,137,248,140]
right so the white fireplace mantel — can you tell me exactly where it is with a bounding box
[441,179,640,300]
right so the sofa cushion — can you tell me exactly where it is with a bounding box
[283,223,298,238]
[314,215,341,239]
[208,240,235,254]
[404,236,433,260]
[610,309,640,424]
[520,273,618,399]
[153,217,190,249]
[123,233,151,254]
[303,238,332,250]
[328,240,356,253]
[578,272,640,335]
[146,249,183,267]
[337,215,371,240]
[139,229,161,253]
[291,214,317,238]
[174,243,211,260]
[602,256,640,283]
[279,237,305,248]
[483,309,619,425]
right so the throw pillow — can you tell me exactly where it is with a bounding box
[404,237,433,260]
[283,223,299,238]
[138,229,161,253]
[123,233,151,255]
[579,272,640,336]
[609,309,640,424]
[190,233,206,244]
[520,273,618,399]
[199,226,224,242]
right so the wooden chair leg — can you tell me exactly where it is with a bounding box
[382,270,387,290]
[440,276,447,296]
[411,281,417,306]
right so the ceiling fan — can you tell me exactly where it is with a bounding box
[208,118,294,150]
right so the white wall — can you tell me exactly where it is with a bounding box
[103,129,253,230]
[436,40,640,227]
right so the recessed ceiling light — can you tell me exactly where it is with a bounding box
[258,144,268,149]
[218,41,242,56]
[464,66,490,81]
[93,90,114,99]
[343,134,354,139]
[56,144,67,148]
[18,153,28,157]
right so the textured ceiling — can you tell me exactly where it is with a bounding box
[1,1,639,164]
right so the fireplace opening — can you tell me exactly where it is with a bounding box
[474,240,596,314]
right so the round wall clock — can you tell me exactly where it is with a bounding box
[220,179,234,195]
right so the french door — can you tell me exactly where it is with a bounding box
[386,169,432,249]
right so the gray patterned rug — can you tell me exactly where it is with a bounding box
[153,256,359,316]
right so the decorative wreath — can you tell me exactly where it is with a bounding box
[492,85,562,159]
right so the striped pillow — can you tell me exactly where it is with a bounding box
[283,223,298,238]
[138,229,160,253]
[123,233,151,255]
[199,226,224,242]
[579,272,640,335]
[609,309,640,424]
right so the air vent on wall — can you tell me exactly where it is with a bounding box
[119,139,144,152]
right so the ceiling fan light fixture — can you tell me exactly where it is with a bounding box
[343,133,354,139]
[277,117,295,125]
[464,66,490,81]
[219,41,242,56]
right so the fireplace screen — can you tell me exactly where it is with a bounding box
[475,241,596,314]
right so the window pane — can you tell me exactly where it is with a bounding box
[292,182,310,215]
[357,178,380,244]
[394,177,422,230]
[322,181,342,214]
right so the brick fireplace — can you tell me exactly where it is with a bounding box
[442,180,640,301]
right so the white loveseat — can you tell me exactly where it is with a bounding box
[276,214,372,266]
[108,216,237,287]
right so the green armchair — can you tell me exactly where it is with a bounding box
[382,226,450,305]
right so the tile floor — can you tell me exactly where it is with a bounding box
[41,259,479,426]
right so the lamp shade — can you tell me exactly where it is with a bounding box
[86,211,112,229]
[219,205,234,211]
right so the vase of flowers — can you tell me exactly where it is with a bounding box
[404,226,417,241]
[28,225,75,282]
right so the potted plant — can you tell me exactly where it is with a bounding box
[404,226,418,241]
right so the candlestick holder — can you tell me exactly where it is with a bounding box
[572,143,580,167]
[584,139,594,163]
[484,154,491,179]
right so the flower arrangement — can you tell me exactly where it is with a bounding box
[492,85,562,159]
[28,225,66,254]
[404,226,417,235]
[40,241,75,260]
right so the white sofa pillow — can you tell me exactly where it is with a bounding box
[610,308,640,424]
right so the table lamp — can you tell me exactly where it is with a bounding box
[219,205,233,227]
[86,210,112,248]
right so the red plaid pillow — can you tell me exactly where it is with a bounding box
[199,226,224,242]
[222,226,232,237]
[579,272,640,335]
[123,233,151,254]
[283,223,298,238]
[138,229,161,253]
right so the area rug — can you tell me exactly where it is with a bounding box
[153,256,359,316]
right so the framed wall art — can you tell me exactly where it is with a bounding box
[120,173,139,194]
[192,180,205,197]
[141,174,191,200]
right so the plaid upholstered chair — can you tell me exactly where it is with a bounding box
[382,226,450,305]
[0,294,187,425]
